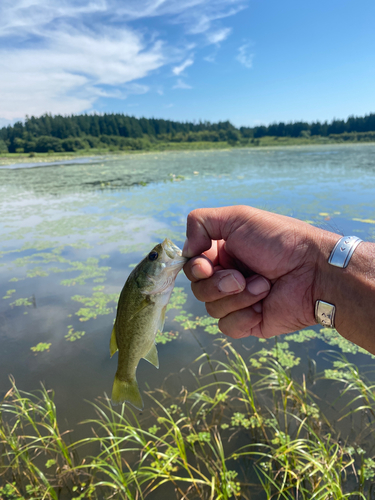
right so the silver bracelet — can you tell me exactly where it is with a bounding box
[315,235,363,328]
[328,236,363,268]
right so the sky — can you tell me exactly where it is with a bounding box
[0,0,374,128]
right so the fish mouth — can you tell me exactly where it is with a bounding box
[162,238,187,267]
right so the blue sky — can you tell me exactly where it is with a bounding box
[0,0,374,128]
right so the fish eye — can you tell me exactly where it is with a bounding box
[148,251,158,261]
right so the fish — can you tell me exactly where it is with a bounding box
[110,238,187,409]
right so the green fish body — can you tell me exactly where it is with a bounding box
[110,239,187,409]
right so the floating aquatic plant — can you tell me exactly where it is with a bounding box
[30,342,51,352]
[65,326,86,342]
[10,297,34,308]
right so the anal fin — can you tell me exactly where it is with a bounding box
[109,325,118,357]
[143,343,159,369]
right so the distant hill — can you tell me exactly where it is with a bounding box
[1,112,375,154]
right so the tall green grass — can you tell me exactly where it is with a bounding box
[1,340,375,499]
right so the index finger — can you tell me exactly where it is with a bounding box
[182,206,249,258]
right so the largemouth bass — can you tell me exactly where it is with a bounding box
[110,238,187,409]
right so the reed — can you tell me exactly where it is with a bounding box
[1,340,375,499]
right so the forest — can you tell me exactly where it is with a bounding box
[1,112,375,154]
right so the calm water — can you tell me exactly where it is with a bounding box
[1,144,375,429]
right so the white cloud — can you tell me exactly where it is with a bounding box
[0,0,248,119]
[0,28,164,119]
[206,27,231,44]
[172,57,194,75]
[173,79,192,89]
[236,43,254,68]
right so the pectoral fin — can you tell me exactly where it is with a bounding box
[109,325,118,357]
[127,297,151,323]
[143,343,159,368]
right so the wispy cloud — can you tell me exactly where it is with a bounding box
[172,57,194,76]
[204,54,216,63]
[236,43,254,68]
[173,79,192,89]
[0,27,163,119]
[206,27,231,44]
[0,0,247,120]
[115,0,247,34]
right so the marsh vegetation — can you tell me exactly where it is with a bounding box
[2,339,375,499]
[1,145,375,498]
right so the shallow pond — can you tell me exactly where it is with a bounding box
[1,144,375,498]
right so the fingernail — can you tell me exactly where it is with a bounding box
[247,276,270,296]
[191,263,207,280]
[182,239,190,257]
[218,274,243,293]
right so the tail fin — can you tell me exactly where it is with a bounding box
[111,375,143,410]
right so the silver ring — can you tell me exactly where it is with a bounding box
[328,236,363,268]
[315,300,336,328]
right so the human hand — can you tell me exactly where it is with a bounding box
[183,205,338,339]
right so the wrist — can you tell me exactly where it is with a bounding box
[310,229,341,310]
[313,233,375,352]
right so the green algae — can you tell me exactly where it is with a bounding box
[7,248,111,287]
[166,287,187,312]
[10,297,34,307]
[249,341,301,369]
[119,243,148,254]
[60,258,110,286]
[152,228,185,242]
[65,325,86,342]
[3,289,16,299]
[30,342,51,352]
[72,290,119,322]
[173,312,220,335]
[26,267,49,278]
[155,330,180,344]
[284,327,375,358]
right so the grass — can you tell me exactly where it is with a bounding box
[2,340,375,499]
[1,133,375,166]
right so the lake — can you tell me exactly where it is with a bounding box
[1,143,375,498]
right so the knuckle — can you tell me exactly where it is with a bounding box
[218,317,235,337]
[187,208,203,224]
[205,302,221,319]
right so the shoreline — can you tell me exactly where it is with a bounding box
[1,138,375,167]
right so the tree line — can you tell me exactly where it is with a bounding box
[0,112,374,154]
